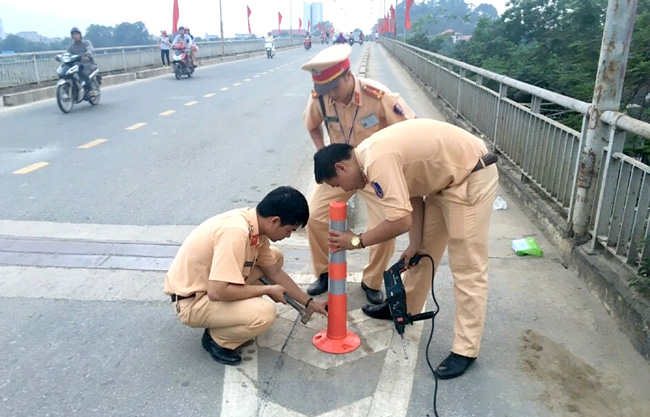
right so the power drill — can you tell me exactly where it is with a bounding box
[383,255,435,356]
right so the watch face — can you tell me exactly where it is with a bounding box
[351,236,360,247]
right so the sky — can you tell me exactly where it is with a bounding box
[0,0,511,39]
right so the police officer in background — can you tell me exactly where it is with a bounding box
[300,44,415,304]
[314,118,499,379]
[67,27,97,94]
[165,186,327,365]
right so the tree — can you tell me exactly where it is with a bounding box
[85,24,114,48]
[0,34,29,52]
[112,21,153,46]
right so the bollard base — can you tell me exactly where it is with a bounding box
[313,330,361,354]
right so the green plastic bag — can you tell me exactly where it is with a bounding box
[511,237,544,257]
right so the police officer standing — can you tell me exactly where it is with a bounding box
[165,187,327,365]
[300,44,415,304]
[314,119,499,380]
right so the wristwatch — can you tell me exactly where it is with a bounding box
[350,234,362,249]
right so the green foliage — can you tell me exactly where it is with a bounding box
[630,252,650,297]
[0,34,67,53]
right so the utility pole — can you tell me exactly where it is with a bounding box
[570,0,638,241]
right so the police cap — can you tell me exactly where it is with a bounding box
[301,44,352,95]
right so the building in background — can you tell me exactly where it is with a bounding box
[302,2,323,33]
[0,17,5,40]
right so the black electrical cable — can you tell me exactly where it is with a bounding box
[416,254,440,417]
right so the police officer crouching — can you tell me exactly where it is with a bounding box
[165,187,327,365]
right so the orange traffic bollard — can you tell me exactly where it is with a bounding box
[313,201,361,354]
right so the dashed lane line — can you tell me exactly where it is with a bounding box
[254,75,261,78]
[232,82,242,86]
[244,79,251,82]
[184,101,198,106]
[78,139,107,149]
[220,87,229,91]
[13,162,49,175]
[203,93,216,98]
[125,122,147,130]
[159,110,176,116]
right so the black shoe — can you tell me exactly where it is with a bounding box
[434,352,476,380]
[307,272,328,296]
[361,282,384,304]
[362,301,392,320]
[201,329,242,365]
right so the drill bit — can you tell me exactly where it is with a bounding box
[400,334,408,360]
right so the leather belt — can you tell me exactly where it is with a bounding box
[170,294,195,302]
[471,153,498,173]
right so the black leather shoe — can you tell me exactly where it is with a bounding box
[202,329,242,365]
[434,352,476,379]
[307,272,328,296]
[362,301,392,320]
[361,282,384,304]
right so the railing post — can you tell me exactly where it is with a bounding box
[33,55,40,84]
[571,0,638,240]
[122,49,127,71]
[493,83,507,151]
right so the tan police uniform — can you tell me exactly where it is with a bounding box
[301,44,415,289]
[164,208,281,350]
[354,119,499,358]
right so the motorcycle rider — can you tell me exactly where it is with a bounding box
[335,32,346,44]
[173,26,194,67]
[265,32,276,56]
[67,27,97,95]
[185,26,198,67]
[304,32,312,49]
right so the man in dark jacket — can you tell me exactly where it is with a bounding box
[67,27,97,92]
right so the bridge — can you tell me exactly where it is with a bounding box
[1,35,649,416]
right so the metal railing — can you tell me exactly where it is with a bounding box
[381,38,650,274]
[0,38,301,89]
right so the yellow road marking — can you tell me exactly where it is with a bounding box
[13,162,49,175]
[125,122,147,130]
[220,87,229,91]
[78,139,107,149]
[203,93,216,98]
[184,101,198,106]
[159,110,176,116]
[232,82,241,86]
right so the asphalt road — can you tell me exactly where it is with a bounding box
[2,43,650,417]
[0,45,353,225]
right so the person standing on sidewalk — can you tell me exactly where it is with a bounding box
[314,119,499,380]
[300,44,415,304]
[158,30,171,66]
[164,186,327,365]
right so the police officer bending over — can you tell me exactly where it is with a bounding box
[314,119,499,380]
[67,27,97,94]
[165,186,327,365]
[300,44,415,304]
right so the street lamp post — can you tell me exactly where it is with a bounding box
[219,0,225,55]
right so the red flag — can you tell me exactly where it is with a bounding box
[299,18,302,31]
[247,5,252,34]
[390,5,395,33]
[307,19,311,33]
[172,0,179,33]
[278,12,282,34]
[385,13,389,33]
[405,0,413,30]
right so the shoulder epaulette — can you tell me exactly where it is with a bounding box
[311,89,320,98]
[361,83,385,100]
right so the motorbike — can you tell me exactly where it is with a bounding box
[348,37,355,46]
[172,47,194,79]
[304,38,312,50]
[55,53,101,114]
[265,40,275,58]
[359,37,364,46]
